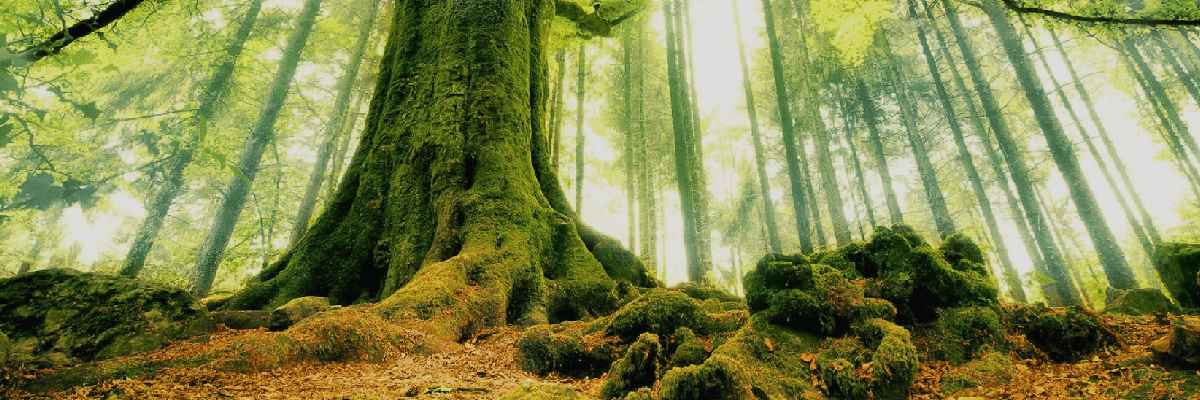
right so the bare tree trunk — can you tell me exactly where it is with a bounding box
[732,0,781,253]
[855,79,905,225]
[574,43,587,210]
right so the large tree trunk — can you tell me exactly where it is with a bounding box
[761,0,813,253]
[984,2,1137,290]
[120,0,264,278]
[732,0,781,253]
[909,0,1023,302]
[941,0,1081,305]
[288,0,382,249]
[189,0,323,297]
[225,0,652,340]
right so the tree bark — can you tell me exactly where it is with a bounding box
[574,43,587,210]
[1050,27,1162,247]
[910,0,1023,302]
[226,0,654,341]
[941,0,1081,305]
[732,0,781,253]
[761,0,813,253]
[289,0,382,249]
[985,3,1137,290]
[120,0,264,278]
[855,79,905,225]
[189,0,324,297]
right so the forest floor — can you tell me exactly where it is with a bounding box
[1,312,1196,399]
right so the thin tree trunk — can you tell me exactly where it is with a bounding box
[801,147,826,249]
[1123,38,1200,187]
[761,0,813,253]
[732,0,781,253]
[855,79,905,225]
[881,36,956,238]
[325,93,365,202]
[289,0,381,249]
[120,0,264,278]
[910,0,1023,302]
[189,0,323,297]
[1037,191,1095,307]
[941,0,1081,305]
[664,1,704,282]
[672,0,713,274]
[1049,27,1162,247]
[1018,18,1154,262]
[807,103,852,246]
[623,31,636,249]
[1154,31,1200,112]
[1124,54,1200,198]
[550,48,567,172]
[836,93,877,229]
[574,43,587,210]
[635,19,657,276]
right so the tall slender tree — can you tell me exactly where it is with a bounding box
[120,0,264,278]
[190,0,324,297]
[855,79,905,225]
[574,43,587,210]
[289,0,382,248]
[732,0,782,253]
[665,1,706,282]
[761,0,813,252]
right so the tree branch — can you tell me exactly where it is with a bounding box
[994,0,1200,26]
[12,0,150,66]
[554,0,640,37]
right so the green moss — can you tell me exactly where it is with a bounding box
[599,333,661,399]
[622,387,655,400]
[816,319,918,400]
[916,307,1008,364]
[671,283,741,303]
[0,331,9,365]
[659,316,822,400]
[748,262,895,336]
[1153,243,1200,309]
[670,327,706,368]
[941,350,1015,394]
[547,279,621,323]
[940,233,989,276]
[602,289,708,340]
[1105,288,1180,316]
[1003,304,1119,362]
[516,322,619,377]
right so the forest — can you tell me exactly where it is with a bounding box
[3,0,1200,398]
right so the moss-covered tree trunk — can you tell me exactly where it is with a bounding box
[225,0,652,340]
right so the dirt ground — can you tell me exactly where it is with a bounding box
[2,313,1198,399]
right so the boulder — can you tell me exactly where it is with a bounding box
[1002,304,1119,363]
[1152,317,1200,368]
[1104,288,1180,316]
[0,269,213,366]
[1153,243,1200,308]
[268,296,334,331]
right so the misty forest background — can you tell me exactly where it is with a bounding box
[2,0,1200,308]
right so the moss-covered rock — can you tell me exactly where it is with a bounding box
[658,316,823,400]
[669,327,706,368]
[209,310,272,330]
[516,322,620,377]
[746,261,895,336]
[940,350,1015,394]
[599,333,662,399]
[0,331,9,365]
[602,289,710,340]
[1105,288,1180,316]
[671,283,741,303]
[0,269,213,365]
[1153,243,1200,309]
[915,307,1008,364]
[269,296,335,331]
[816,319,919,400]
[1003,304,1119,363]
[498,384,598,400]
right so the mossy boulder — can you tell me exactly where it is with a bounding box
[940,350,1015,394]
[1003,304,1119,363]
[599,333,662,399]
[601,289,711,340]
[0,269,213,365]
[516,322,620,377]
[1105,288,1180,316]
[669,327,707,368]
[671,283,742,303]
[498,385,597,400]
[816,319,919,400]
[0,331,9,365]
[1151,317,1200,368]
[658,316,823,400]
[915,307,1008,365]
[745,261,895,336]
[1153,243,1200,308]
[269,296,335,331]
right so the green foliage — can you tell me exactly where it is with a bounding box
[809,0,895,66]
